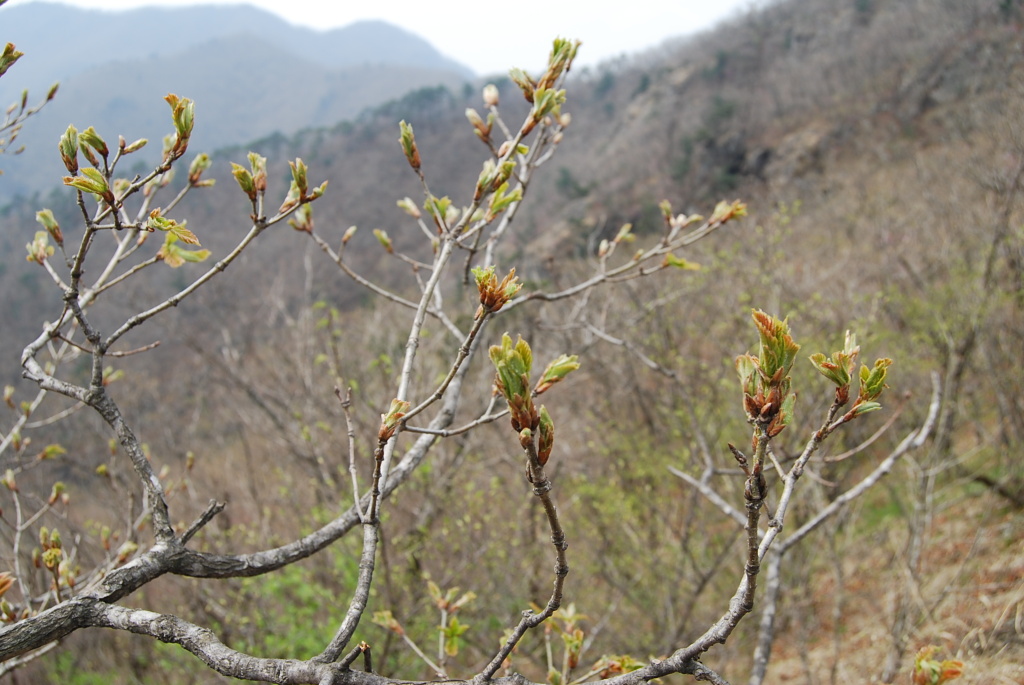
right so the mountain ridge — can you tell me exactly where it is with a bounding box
[0,2,474,197]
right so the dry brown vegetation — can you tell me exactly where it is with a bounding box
[1,0,1023,683]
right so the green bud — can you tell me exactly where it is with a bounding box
[188,153,211,184]
[35,209,63,246]
[508,67,535,103]
[58,125,79,174]
[289,158,308,197]
[123,137,148,154]
[230,163,256,200]
[396,197,421,218]
[78,126,108,158]
[398,120,420,170]
[537,406,554,465]
[0,43,24,79]
[372,228,393,254]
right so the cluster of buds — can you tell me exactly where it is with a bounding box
[465,106,495,143]
[709,199,748,227]
[490,333,538,433]
[231,152,268,202]
[736,310,800,439]
[473,158,516,202]
[597,222,635,260]
[509,39,579,135]
[912,646,964,685]
[25,231,55,264]
[489,334,578,467]
[31,526,78,593]
[472,265,522,317]
[810,331,892,419]
[280,157,328,215]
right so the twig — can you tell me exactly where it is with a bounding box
[179,500,225,546]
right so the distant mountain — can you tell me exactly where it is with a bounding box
[0,2,474,198]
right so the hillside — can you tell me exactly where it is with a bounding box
[1,0,1023,683]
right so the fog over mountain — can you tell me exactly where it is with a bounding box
[0,2,474,197]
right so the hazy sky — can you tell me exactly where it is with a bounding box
[4,0,755,75]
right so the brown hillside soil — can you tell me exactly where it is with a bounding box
[766,492,1024,684]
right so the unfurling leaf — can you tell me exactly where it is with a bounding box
[63,167,113,203]
[157,233,211,268]
[913,646,964,685]
[472,265,522,315]
[709,199,747,226]
[38,444,66,461]
[535,354,580,394]
[147,211,200,245]
[163,94,194,160]
[378,398,410,441]
[857,357,892,405]
[663,253,700,270]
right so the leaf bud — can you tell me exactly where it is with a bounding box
[78,126,108,158]
[34,209,63,246]
[398,120,421,171]
[372,228,393,254]
[483,83,500,107]
[58,125,79,174]
[537,406,554,465]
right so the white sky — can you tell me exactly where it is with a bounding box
[4,0,754,75]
